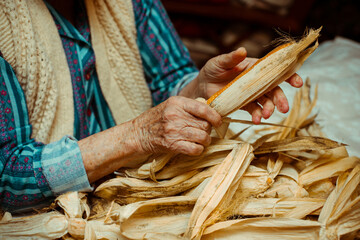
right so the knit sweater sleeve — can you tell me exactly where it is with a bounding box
[132,0,199,105]
[0,56,91,212]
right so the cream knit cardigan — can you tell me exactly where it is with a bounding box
[0,0,152,144]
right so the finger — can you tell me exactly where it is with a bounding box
[266,86,289,113]
[180,127,212,147]
[235,57,257,71]
[242,102,263,124]
[225,57,256,81]
[171,140,204,156]
[257,95,275,119]
[188,118,212,133]
[286,73,303,88]
[182,98,222,127]
[216,47,247,70]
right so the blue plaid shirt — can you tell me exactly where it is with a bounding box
[0,0,198,211]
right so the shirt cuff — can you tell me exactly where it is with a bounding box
[170,71,199,96]
[41,136,93,195]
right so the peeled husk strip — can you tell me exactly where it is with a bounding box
[254,136,344,155]
[142,232,187,240]
[94,167,216,201]
[125,153,174,180]
[202,217,321,240]
[233,197,325,218]
[299,156,360,187]
[155,151,230,180]
[299,146,349,175]
[185,143,254,239]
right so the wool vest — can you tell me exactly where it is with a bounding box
[0,0,152,143]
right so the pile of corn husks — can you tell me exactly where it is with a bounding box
[1,28,360,239]
[1,79,359,240]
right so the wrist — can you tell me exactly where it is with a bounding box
[127,117,149,155]
[178,74,206,99]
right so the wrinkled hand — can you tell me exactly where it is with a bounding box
[195,47,303,124]
[132,96,222,156]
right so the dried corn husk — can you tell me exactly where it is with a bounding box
[117,196,196,239]
[260,176,309,198]
[319,165,360,239]
[299,146,349,174]
[186,143,254,239]
[56,192,90,219]
[126,138,240,180]
[183,177,211,198]
[55,192,91,239]
[155,151,228,180]
[233,197,325,218]
[8,28,360,240]
[202,217,321,240]
[0,211,68,239]
[0,212,12,222]
[307,179,335,199]
[95,167,216,201]
[278,163,299,182]
[299,156,360,187]
[88,198,121,220]
[84,219,123,240]
[254,136,344,155]
[125,153,174,180]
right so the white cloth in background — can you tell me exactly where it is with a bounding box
[230,37,360,157]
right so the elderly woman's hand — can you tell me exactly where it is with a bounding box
[181,47,303,124]
[132,96,222,156]
[79,96,221,182]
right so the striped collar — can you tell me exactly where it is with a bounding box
[44,0,91,46]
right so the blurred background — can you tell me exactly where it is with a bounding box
[162,0,360,68]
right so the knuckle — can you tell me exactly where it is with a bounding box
[190,144,204,156]
[202,121,211,131]
[197,105,208,116]
[163,108,179,121]
[199,131,210,144]
[163,122,175,135]
[162,138,174,151]
[167,96,184,106]
[167,96,178,104]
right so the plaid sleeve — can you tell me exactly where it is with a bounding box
[41,136,92,195]
[0,57,91,212]
[133,0,199,105]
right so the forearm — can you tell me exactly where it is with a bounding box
[78,120,144,183]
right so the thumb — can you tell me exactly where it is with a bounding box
[216,47,247,70]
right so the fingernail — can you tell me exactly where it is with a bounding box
[253,115,261,124]
[281,103,289,113]
[262,109,270,119]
